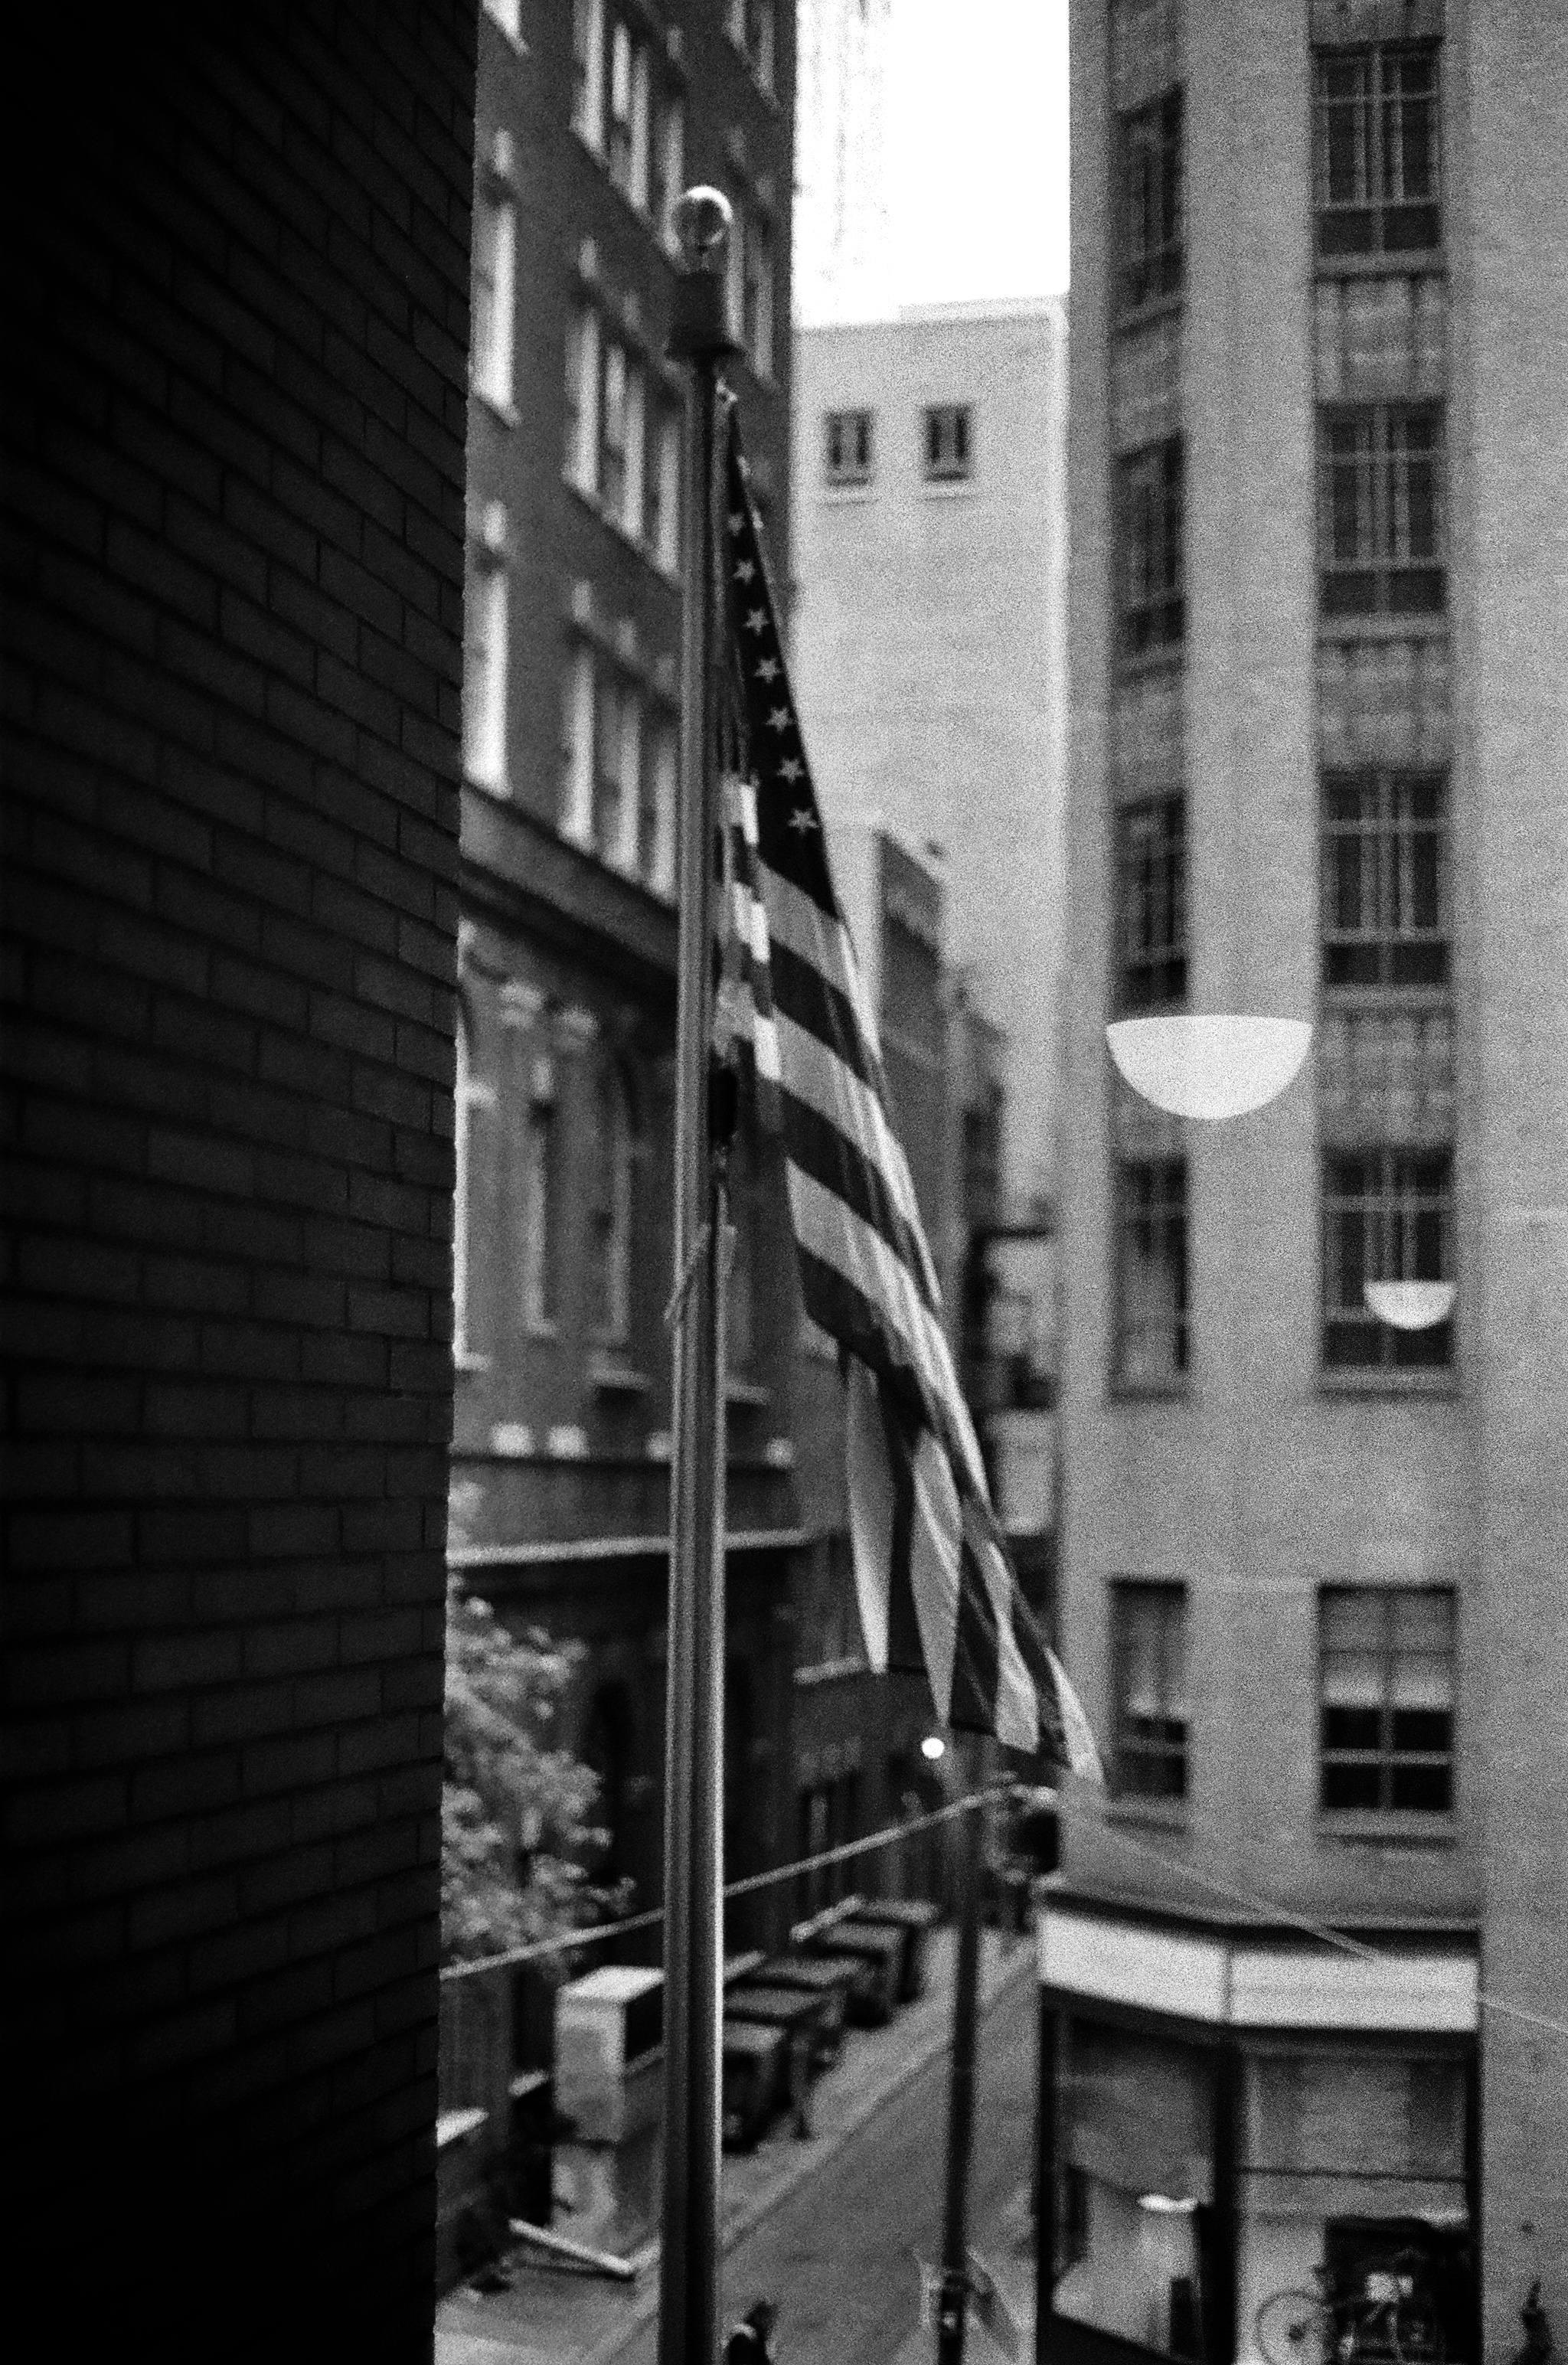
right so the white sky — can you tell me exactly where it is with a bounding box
[885,0,1071,306]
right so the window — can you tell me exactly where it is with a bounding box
[462,550,508,790]
[1319,1588,1455,1813]
[644,718,678,893]
[560,643,596,846]
[1322,1149,1452,1370]
[734,0,776,93]
[1315,44,1440,258]
[645,402,681,573]
[1118,438,1184,658]
[454,1011,495,1367]
[600,336,631,522]
[1119,87,1184,312]
[564,305,600,494]
[482,0,521,39]
[923,403,972,482]
[1116,1156,1187,1388]
[593,671,639,870]
[1111,1582,1188,1802]
[607,21,634,189]
[472,194,516,412]
[522,1060,558,1334]
[1322,773,1448,989]
[741,210,775,377]
[651,91,684,252]
[1319,405,1445,618]
[824,407,874,486]
[591,1066,635,1345]
[572,0,604,146]
[1118,795,1187,1010]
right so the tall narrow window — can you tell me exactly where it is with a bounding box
[1118,795,1187,1010]
[462,552,508,791]
[645,402,681,572]
[472,194,516,412]
[1319,1588,1455,1813]
[454,1011,496,1367]
[923,403,973,482]
[1119,87,1184,312]
[593,673,639,868]
[564,305,600,494]
[1111,1581,1188,1802]
[1315,44,1440,256]
[522,1057,557,1334]
[1116,1155,1187,1388]
[1319,406,1444,617]
[1321,773,1449,988]
[629,41,651,211]
[573,0,606,148]
[607,19,635,194]
[1119,439,1184,657]
[741,212,775,377]
[652,95,684,256]
[600,337,630,523]
[1322,1149,1452,1370]
[824,408,874,486]
[559,644,595,846]
[591,1065,635,1346]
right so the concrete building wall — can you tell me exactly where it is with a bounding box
[792,302,1070,1206]
[4,6,473,2356]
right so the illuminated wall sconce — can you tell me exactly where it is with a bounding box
[1106,1014,1312,1122]
[1364,1279,1455,1331]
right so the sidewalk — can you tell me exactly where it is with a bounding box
[436,1923,1037,2365]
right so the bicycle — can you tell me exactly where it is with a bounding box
[1256,2256,1446,2365]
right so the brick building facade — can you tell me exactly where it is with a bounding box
[4,7,474,2356]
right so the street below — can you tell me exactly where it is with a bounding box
[614,1965,1036,2365]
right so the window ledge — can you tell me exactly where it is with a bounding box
[473,388,521,431]
[1318,1810,1458,1848]
[794,1655,865,1689]
[1113,290,1184,335]
[591,1355,650,1396]
[1108,1380,1190,1405]
[920,475,978,498]
[726,1377,770,1409]
[1105,1796,1189,1832]
[463,769,511,801]
[572,124,677,263]
[821,481,877,504]
[455,1349,492,1374]
[1317,612,1449,645]
[563,478,681,597]
[1317,1369,1459,1398]
[1313,247,1445,279]
[1114,647,1186,683]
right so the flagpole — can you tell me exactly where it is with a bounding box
[659,188,738,2365]
[936,1731,988,2365]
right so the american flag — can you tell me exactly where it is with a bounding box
[715,400,1101,1778]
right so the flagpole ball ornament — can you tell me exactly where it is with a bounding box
[1106,1013,1312,1122]
[669,186,740,360]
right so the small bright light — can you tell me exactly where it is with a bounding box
[1365,1279,1455,1331]
[1106,1015,1312,1122]
[671,185,733,276]
[920,1734,946,1762]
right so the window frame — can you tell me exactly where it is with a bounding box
[590,1063,637,1348]
[1117,793,1188,1012]
[1113,1152,1189,1392]
[1117,436,1184,661]
[462,550,509,792]
[923,403,974,484]
[1318,1585,1456,1817]
[1313,41,1442,260]
[1318,403,1446,620]
[1321,1145,1454,1374]
[521,1056,559,1338]
[1110,1579,1190,1807]
[471,189,516,415]
[824,407,875,487]
[1117,86,1184,315]
[1321,769,1449,991]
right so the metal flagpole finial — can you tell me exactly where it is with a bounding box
[669,185,740,361]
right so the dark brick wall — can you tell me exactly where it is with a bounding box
[2,7,472,2355]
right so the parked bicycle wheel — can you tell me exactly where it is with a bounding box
[1257,2290,1334,2365]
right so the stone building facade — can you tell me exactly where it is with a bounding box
[1045,2,1568,2360]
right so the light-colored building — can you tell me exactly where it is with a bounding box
[1044,3,1568,2362]
[791,301,1070,1208]
[792,0,893,323]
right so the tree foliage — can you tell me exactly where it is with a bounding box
[442,1573,625,1966]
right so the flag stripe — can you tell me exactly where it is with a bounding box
[773,1011,938,1299]
[778,1089,937,1309]
[767,938,885,1099]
